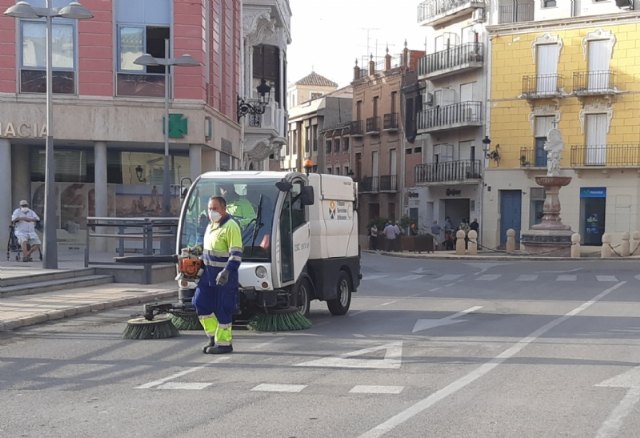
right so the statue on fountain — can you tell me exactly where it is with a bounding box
[544,128,563,176]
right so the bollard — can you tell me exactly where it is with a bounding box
[455,230,466,255]
[621,232,630,257]
[570,233,581,258]
[601,233,613,258]
[506,229,516,254]
[467,230,478,255]
[633,231,640,256]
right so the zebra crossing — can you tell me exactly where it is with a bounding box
[363,272,626,283]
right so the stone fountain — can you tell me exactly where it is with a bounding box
[520,129,573,256]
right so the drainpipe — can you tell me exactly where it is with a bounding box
[481,26,492,249]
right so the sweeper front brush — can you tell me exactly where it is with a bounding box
[250,307,312,332]
[123,315,180,339]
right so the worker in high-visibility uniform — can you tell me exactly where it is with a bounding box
[219,184,256,228]
[193,195,243,354]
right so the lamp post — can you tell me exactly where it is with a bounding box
[237,78,272,121]
[134,43,198,223]
[4,0,93,269]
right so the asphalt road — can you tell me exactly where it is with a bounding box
[2,253,640,437]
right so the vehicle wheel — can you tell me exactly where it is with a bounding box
[294,276,312,317]
[327,270,351,316]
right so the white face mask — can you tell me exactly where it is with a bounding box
[209,211,221,223]
[21,207,28,213]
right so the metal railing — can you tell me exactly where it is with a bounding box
[521,74,563,98]
[85,217,178,284]
[383,112,399,130]
[417,0,486,23]
[359,175,398,192]
[415,159,481,183]
[349,120,363,136]
[573,71,617,95]
[366,116,381,134]
[570,145,640,167]
[498,0,534,23]
[418,43,484,77]
[417,101,482,131]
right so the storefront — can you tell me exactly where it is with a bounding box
[580,187,606,246]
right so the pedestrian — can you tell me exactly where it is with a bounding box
[11,200,41,262]
[430,220,442,249]
[193,196,243,354]
[383,222,395,252]
[393,221,402,251]
[369,223,378,250]
[470,218,479,233]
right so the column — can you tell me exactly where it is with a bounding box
[94,141,108,252]
[0,139,12,248]
[189,144,202,180]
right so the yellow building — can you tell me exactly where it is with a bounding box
[484,10,640,249]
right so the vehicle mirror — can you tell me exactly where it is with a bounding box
[301,186,315,206]
[276,179,293,192]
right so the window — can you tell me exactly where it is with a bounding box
[326,140,332,153]
[310,92,322,99]
[20,21,76,94]
[333,138,340,153]
[543,0,556,7]
[327,167,332,174]
[343,137,350,151]
[116,0,171,97]
[305,126,311,153]
[312,125,318,152]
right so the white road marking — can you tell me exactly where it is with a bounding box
[429,287,442,292]
[516,274,538,282]
[596,367,640,438]
[556,274,576,281]
[251,383,307,393]
[295,342,403,369]
[350,385,404,394]
[412,306,483,333]
[476,274,501,281]
[136,357,230,389]
[359,281,626,438]
[380,301,396,306]
[157,382,212,390]
[434,274,464,281]
[362,274,389,281]
[596,275,618,282]
[398,274,424,281]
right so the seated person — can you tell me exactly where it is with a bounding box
[219,184,256,228]
[11,200,41,262]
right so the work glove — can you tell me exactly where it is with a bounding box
[216,269,230,286]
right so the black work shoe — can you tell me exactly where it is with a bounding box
[202,338,215,353]
[203,345,233,354]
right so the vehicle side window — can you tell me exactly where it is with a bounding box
[291,181,306,230]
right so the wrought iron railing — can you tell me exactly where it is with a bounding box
[570,145,640,167]
[417,101,481,131]
[349,120,363,136]
[366,116,381,133]
[521,74,563,98]
[359,175,398,192]
[519,148,535,167]
[573,71,617,95]
[417,0,486,23]
[498,0,534,23]
[418,43,484,77]
[383,113,399,130]
[415,160,481,183]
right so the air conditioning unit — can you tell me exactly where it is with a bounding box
[472,8,485,22]
[426,92,434,106]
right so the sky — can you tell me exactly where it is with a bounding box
[286,0,426,88]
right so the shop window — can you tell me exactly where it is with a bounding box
[20,21,76,94]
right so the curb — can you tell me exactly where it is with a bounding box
[0,290,176,332]
[365,250,640,262]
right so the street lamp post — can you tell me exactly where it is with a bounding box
[4,0,93,269]
[134,43,199,221]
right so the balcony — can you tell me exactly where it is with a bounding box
[521,74,564,100]
[366,116,381,135]
[349,120,363,138]
[415,160,481,184]
[383,113,399,131]
[417,101,482,133]
[359,175,398,193]
[519,147,547,168]
[573,71,618,97]
[570,145,640,167]
[498,0,534,24]
[417,0,486,29]
[418,43,484,80]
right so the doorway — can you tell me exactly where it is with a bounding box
[443,198,470,230]
[500,190,522,247]
[580,187,606,245]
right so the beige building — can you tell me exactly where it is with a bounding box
[287,71,338,109]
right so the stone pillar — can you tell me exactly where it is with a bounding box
[94,142,108,252]
[189,144,202,180]
[506,229,516,254]
[621,232,630,257]
[0,139,11,248]
[467,230,478,255]
[570,233,581,258]
[455,230,466,255]
[601,233,613,258]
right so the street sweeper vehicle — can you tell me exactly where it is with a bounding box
[127,170,361,333]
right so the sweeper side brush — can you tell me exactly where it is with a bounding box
[170,313,202,330]
[123,315,180,339]
[250,307,312,332]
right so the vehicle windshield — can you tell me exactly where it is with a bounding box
[178,177,280,261]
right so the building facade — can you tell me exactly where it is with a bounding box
[484,0,640,249]
[0,0,243,250]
